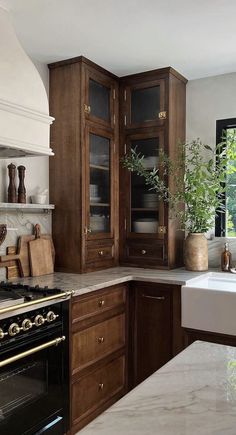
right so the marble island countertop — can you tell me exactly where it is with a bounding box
[79,341,236,435]
[11,266,212,297]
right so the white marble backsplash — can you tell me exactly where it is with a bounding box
[208,237,236,267]
[0,210,51,280]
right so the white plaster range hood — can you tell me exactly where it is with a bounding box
[0,1,54,158]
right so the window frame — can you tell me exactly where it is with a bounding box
[215,117,236,237]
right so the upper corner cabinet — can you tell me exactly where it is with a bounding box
[49,56,119,273]
[119,67,187,269]
[120,74,167,130]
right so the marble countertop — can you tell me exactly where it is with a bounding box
[12,266,208,297]
[79,341,236,435]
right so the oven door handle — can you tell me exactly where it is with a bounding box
[0,336,66,368]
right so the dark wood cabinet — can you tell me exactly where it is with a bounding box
[49,56,119,273]
[129,281,184,388]
[119,68,187,269]
[184,328,236,348]
[70,284,128,433]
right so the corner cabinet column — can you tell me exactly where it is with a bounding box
[119,68,187,269]
[49,57,119,273]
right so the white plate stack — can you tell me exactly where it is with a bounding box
[142,193,159,208]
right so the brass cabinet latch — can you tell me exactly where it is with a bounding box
[158,111,167,120]
[158,226,167,234]
[84,104,91,114]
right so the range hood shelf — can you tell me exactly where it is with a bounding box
[0,203,55,213]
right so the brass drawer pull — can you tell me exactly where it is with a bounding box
[141,249,147,255]
[98,299,105,307]
[98,383,104,390]
[142,294,165,301]
[98,250,104,256]
[97,337,104,344]
[84,104,91,114]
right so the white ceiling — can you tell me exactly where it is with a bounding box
[5,0,236,80]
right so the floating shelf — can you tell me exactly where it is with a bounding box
[0,203,55,213]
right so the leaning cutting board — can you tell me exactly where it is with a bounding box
[29,224,54,276]
[0,230,55,278]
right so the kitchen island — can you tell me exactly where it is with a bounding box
[78,341,236,435]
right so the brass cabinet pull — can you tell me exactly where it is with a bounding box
[141,249,147,255]
[0,336,66,368]
[158,111,167,119]
[99,383,104,390]
[98,250,104,256]
[98,300,105,307]
[85,227,92,234]
[142,294,165,301]
[84,104,91,114]
[97,337,104,344]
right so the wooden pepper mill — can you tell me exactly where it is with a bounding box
[7,163,17,203]
[17,165,26,203]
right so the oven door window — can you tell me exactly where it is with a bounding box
[0,359,47,419]
[0,335,66,435]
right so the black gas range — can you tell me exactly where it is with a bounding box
[0,282,72,435]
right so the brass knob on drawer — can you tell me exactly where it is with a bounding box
[141,249,147,255]
[98,250,104,256]
[98,337,104,344]
[98,299,105,307]
[99,383,104,390]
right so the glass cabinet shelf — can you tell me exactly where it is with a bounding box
[90,164,109,171]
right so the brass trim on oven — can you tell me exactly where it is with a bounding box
[0,336,66,368]
[0,291,75,315]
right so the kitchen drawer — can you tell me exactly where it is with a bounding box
[86,244,114,264]
[127,243,164,260]
[72,285,126,322]
[72,314,125,373]
[72,355,125,424]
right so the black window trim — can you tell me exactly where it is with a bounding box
[215,117,236,237]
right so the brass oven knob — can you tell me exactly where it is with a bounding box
[34,315,45,327]
[46,311,58,323]
[0,328,7,339]
[22,318,33,331]
[8,323,20,336]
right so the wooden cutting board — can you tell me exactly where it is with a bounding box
[29,224,54,276]
[0,226,55,278]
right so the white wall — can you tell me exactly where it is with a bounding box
[186,72,236,266]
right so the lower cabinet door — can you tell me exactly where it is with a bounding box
[72,356,125,425]
[134,283,172,386]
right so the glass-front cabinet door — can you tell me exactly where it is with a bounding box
[84,67,116,129]
[123,79,166,129]
[84,126,114,239]
[125,131,166,239]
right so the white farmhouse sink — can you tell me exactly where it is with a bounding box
[182,272,236,336]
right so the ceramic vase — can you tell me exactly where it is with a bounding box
[184,233,208,271]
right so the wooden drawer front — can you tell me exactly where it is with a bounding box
[127,243,164,260]
[72,356,125,424]
[86,244,114,264]
[72,286,126,322]
[72,314,125,372]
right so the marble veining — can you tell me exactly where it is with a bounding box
[11,267,207,296]
[79,341,236,435]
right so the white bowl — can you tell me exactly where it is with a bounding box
[31,194,47,205]
[133,219,158,233]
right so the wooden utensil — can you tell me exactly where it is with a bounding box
[29,224,54,276]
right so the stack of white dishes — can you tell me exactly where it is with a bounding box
[90,153,109,166]
[142,156,158,169]
[90,184,101,202]
[142,193,159,208]
[90,215,107,232]
[133,218,158,233]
